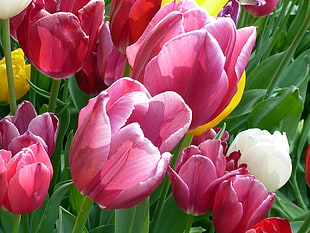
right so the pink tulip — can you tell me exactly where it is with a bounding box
[168,139,226,215]
[242,0,279,17]
[109,0,162,53]
[127,0,256,130]
[10,0,104,79]
[217,0,241,25]
[0,143,53,215]
[246,217,292,233]
[212,168,276,233]
[75,22,126,95]
[0,101,59,156]
[70,78,191,209]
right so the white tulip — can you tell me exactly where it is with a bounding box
[227,128,292,192]
[0,0,32,19]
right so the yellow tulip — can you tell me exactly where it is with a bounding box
[0,48,30,103]
[161,0,229,17]
[188,72,246,135]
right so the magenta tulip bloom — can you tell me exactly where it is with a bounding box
[305,145,310,187]
[127,0,256,130]
[168,139,226,215]
[76,22,126,95]
[212,168,276,233]
[70,78,191,209]
[10,0,104,79]
[0,143,53,214]
[246,217,292,233]
[109,0,162,53]
[0,101,59,156]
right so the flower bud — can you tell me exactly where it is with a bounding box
[227,128,292,191]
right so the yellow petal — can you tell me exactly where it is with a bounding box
[0,48,30,103]
[161,0,229,17]
[188,72,246,135]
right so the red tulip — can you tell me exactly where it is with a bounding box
[109,0,162,53]
[306,145,310,187]
[70,78,191,209]
[246,217,292,233]
[127,0,256,130]
[10,0,104,79]
[168,139,227,215]
[0,101,59,156]
[0,143,53,214]
[242,0,279,17]
[75,22,126,95]
[212,168,276,233]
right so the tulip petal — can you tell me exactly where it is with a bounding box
[213,181,243,233]
[0,119,20,150]
[7,162,51,214]
[28,113,59,155]
[144,30,228,129]
[82,123,168,209]
[128,91,192,152]
[70,93,112,191]
[12,101,37,134]
[29,12,89,78]
[0,150,11,204]
[106,152,171,209]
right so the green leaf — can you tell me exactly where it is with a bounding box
[151,195,188,233]
[34,180,73,233]
[190,227,206,233]
[246,52,285,90]
[68,76,91,111]
[248,86,303,131]
[57,207,76,233]
[0,209,14,233]
[115,198,149,233]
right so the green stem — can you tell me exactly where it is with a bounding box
[183,214,194,233]
[12,214,21,233]
[290,176,307,210]
[274,196,294,219]
[48,78,62,112]
[29,65,38,105]
[0,19,17,114]
[71,195,94,233]
[264,11,310,99]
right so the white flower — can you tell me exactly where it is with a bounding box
[227,128,292,192]
[0,0,32,19]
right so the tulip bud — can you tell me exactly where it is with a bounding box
[213,168,276,233]
[0,0,32,19]
[0,48,30,103]
[0,144,53,215]
[168,140,226,215]
[227,128,292,192]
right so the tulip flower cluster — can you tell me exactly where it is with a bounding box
[0,0,308,232]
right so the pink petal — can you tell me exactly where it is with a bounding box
[213,181,243,233]
[7,162,51,214]
[0,119,20,150]
[105,152,171,209]
[144,30,228,129]
[128,12,185,82]
[128,91,192,153]
[178,155,218,215]
[28,113,59,155]
[12,101,37,134]
[8,132,48,156]
[70,93,112,191]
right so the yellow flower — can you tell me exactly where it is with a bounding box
[188,72,246,135]
[161,0,229,17]
[0,48,30,103]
